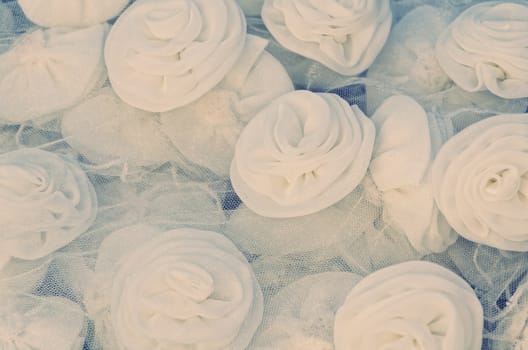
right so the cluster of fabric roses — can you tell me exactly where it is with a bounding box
[0,0,527,349]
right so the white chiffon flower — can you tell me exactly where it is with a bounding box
[105,0,247,112]
[261,0,392,75]
[432,114,528,251]
[0,294,86,350]
[230,90,375,218]
[334,261,483,350]
[160,35,293,177]
[436,1,528,99]
[368,95,457,254]
[87,225,263,350]
[0,148,97,266]
[18,0,129,27]
[0,24,107,124]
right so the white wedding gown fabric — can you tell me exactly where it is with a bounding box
[1,0,528,349]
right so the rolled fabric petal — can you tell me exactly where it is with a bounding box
[368,95,457,254]
[86,225,263,350]
[230,90,375,218]
[0,294,86,350]
[0,25,107,123]
[0,148,97,264]
[18,0,129,27]
[262,0,391,75]
[160,35,293,177]
[334,261,483,350]
[105,0,247,112]
[432,114,528,251]
[436,1,528,99]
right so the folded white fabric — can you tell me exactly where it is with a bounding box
[0,148,97,267]
[251,272,362,349]
[366,5,528,123]
[436,1,528,99]
[261,0,391,75]
[86,224,263,350]
[432,114,528,251]
[18,0,129,27]
[368,95,457,254]
[334,261,483,349]
[160,35,293,177]
[231,90,375,218]
[62,87,178,168]
[0,294,86,350]
[105,0,247,112]
[0,24,107,124]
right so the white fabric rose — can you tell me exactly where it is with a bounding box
[368,95,457,254]
[87,225,263,350]
[160,35,294,177]
[231,90,375,218]
[62,87,178,168]
[18,0,129,27]
[105,0,247,112]
[0,294,86,350]
[0,24,107,123]
[436,1,528,99]
[0,148,97,266]
[334,261,483,350]
[432,114,528,251]
[261,0,392,75]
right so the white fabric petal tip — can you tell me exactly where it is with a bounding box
[0,148,97,262]
[18,0,129,27]
[251,272,362,349]
[334,260,483,350]
[230,90,375,218]
[105,0,247,112]
[262,0,392,75]
[0,24,107,124]
[369,95,457,254]
[88,225,263,350]
[436,1,528,99]
[0,294,86,350]
[432,114,528,251]
[160,34,294,177]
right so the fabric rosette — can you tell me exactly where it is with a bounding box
[432,114,528,251]
[105,0,247,112]
[0,148,97,268]
[230,90,375,218]
[86,224,263,350]
[436,1,528,99]
[18,0,129,27]
[0,294,87,350]
[366,95,456,254]
[366,4,528,130]
[334,261,483,349]
[0,24,107,123]
[261,0,392,75]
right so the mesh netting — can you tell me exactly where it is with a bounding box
[0,0,527,349]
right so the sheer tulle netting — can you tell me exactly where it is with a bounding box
[1,0,528,349]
